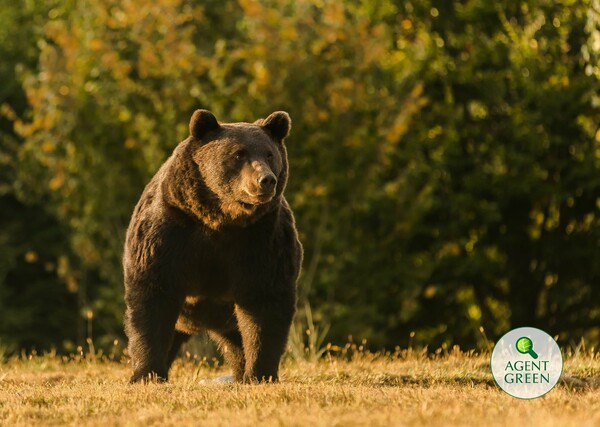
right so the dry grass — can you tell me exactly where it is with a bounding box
[0,348,599,426]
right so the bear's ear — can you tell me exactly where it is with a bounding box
[190,109,220,139]
[261,111,291,141]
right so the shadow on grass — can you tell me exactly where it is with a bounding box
[360,373,600,390]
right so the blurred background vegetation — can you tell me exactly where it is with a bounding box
[0,0,599,355]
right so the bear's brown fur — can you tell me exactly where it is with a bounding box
[123,110,302,383]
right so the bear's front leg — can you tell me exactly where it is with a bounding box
[234,293,295,383]
[125,290,183,383]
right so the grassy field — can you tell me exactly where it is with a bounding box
[0,347,598,426]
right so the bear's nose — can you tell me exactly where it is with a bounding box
[258,173,277,193]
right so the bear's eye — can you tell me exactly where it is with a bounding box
[234,150,246,161]
[266,152,274,160]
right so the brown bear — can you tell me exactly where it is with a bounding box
[123,109,302,383]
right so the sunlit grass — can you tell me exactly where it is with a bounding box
[0,345,598,426]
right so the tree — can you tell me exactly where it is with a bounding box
[383,0,600,346]
[0,0,81,352]
[5,0,599,351]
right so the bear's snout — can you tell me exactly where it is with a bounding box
[258,173,277,194]
[240,168,277,205]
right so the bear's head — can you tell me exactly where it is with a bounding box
[163,109,291,228]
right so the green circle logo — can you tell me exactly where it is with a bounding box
[491,327,563,399]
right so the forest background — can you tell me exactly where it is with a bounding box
[0,0,599,355]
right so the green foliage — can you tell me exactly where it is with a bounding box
[389,0,600,347]
[0,0,598,352]
[287,302,331,362]
[0,0,81,351]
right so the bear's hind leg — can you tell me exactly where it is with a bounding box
[208,329,245,382]
[180,300,245,381]
[166,331,191,370]
[125,293,182,383]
